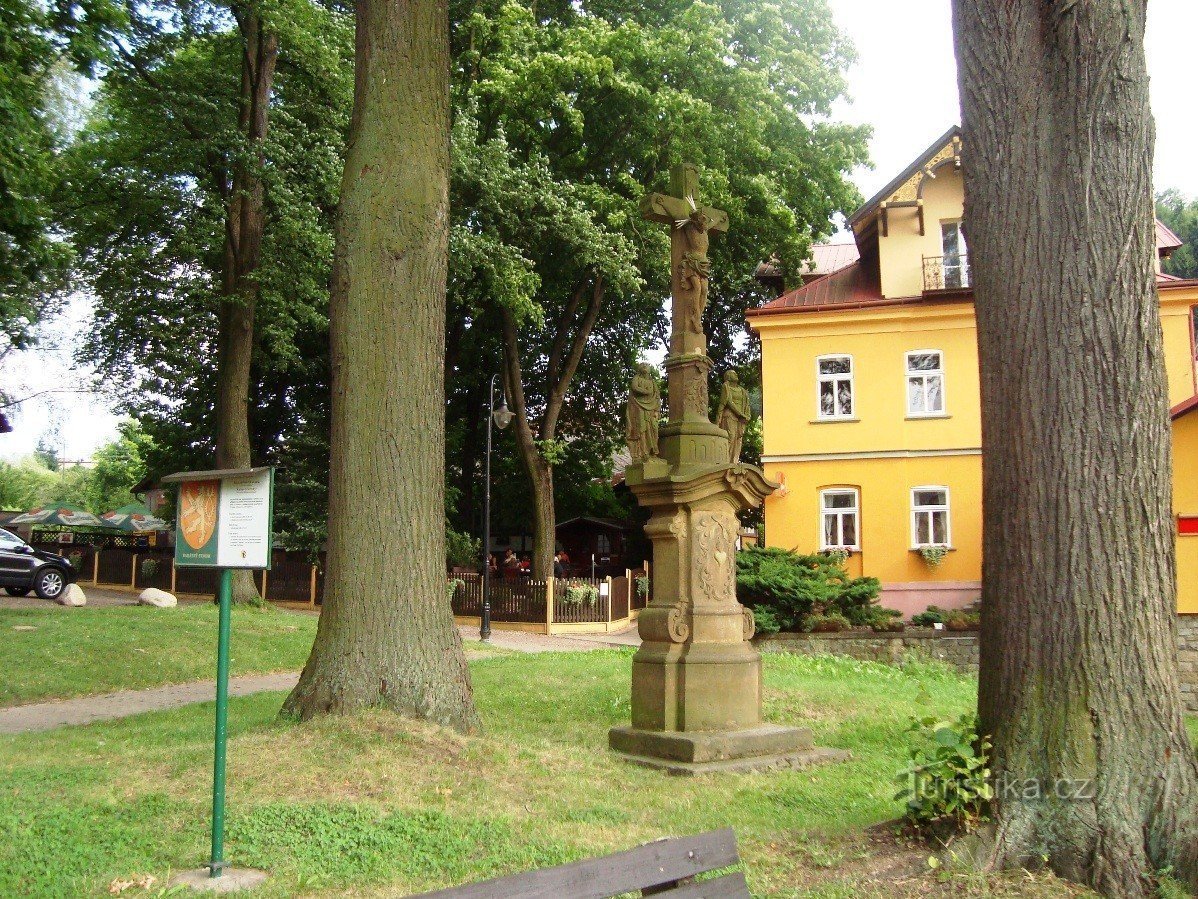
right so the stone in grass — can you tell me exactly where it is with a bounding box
[57,583,87,606]
[168,868,267,893]
[138,588,178,608]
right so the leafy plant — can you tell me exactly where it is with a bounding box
[563,581,598,606]
[943,610,980,631]
[751,605,782,635]
[918,545,949,568]
[822,548,849,566]
[804,612,851,633]
[896,714,993,830]
[635,575,650,599]
[736,547,881,632]
[446,528,481,570]
[140,557,161,579]
[67,552,85,571]
[446,578,465,601]
[911,606,947,627]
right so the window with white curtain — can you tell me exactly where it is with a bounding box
[906,351,945,416]
[817,355,854,419]
[820,488,860,550]
[911,487,951,547]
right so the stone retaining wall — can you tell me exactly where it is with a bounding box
[754,629,980,672]
[1180,615,1198,713]
[757,618,1198,713]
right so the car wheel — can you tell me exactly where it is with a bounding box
[34,568,66,600]
[4,587,30,597]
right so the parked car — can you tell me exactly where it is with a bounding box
[0,528,77,600]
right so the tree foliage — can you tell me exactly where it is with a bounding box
[0,0,73,360]
[1157,188,1198,280]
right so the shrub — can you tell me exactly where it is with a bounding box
[911,605,947,627]
[445,578,465,601]
[895,714,992,830]
[751,605,782,635]
[736,546,881,632]
[446,528,480,570]
[140,557,161,579]
[67,551,84,571]
[635,575,650,599]
[871,616,906,633]
[804,612,851,633]
[563,581,598,605]
[943,610,980,631]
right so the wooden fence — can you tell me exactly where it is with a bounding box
[449,570,642,633]
[40,537,650,626]
[38,541,325,605]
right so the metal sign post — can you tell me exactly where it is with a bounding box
[162,467,274,884]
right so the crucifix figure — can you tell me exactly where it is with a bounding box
[640,164,728,352]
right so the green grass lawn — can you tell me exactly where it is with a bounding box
[0,604,504,706]
[0,649,1142,899]
[0,604,320,705]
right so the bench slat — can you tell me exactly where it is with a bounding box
[653,871,751,898]
[415,828,740,899]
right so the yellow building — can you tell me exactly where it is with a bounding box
[748,127,1198,619]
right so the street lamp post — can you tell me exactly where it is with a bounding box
[481,374,513,641]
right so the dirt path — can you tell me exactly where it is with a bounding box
[0,672,301,735]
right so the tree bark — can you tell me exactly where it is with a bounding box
[953,1,1198,893]
[282,0,478,732]
[215,8,278,605]
[499,274,603,579]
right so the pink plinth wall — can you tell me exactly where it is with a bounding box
[879,581,981,619]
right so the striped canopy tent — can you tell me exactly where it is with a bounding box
[8,503,114,529]
[99,503,168,533]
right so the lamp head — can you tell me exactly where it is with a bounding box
[493,403,514,430]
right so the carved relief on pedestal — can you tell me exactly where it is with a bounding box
[693,510,737,604]
[742,606,756,641]
[667,606,691,643]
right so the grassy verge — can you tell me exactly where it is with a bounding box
[0,605,507,706]
[0,650,1140,898]
[0,604,319,705]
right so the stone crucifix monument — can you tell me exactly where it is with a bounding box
[609,164,847,774]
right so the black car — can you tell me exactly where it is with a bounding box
[0,528,77,600]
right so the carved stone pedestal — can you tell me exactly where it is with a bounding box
[615,162,848,775]
[609,462,848,775]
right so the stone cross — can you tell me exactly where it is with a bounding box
[640,165,728,447]
[640,164,728,356]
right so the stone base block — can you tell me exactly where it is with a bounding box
[169,868,267,893]
[609,723,812,762]
[611,742,850,777]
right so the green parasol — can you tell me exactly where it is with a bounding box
[99,503,169,533]
[9,503,114,529]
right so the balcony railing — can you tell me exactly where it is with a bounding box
[922,253,971,292]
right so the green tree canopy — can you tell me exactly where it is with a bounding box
[1157,188,1198,280]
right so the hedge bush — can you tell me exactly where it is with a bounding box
[736,546,890,634]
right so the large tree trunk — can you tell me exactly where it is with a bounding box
[282,0,478,732]
[215,9,278,606]
[953,2,1198,894]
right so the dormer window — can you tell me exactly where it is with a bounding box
[817,355,854,419]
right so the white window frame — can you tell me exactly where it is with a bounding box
[816,354,855,420]
[820,488,860,551]
[910,486,951,548]
[906,350,946,417]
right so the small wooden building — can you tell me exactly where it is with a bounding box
[555,516,632,578]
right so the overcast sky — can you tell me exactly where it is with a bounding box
[4,0,1197,462]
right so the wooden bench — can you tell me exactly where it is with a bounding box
[417,828,750,898]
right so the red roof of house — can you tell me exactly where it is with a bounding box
[1173,395,1198,420]
[748,265,1198,320]
[1158,220,1184,256]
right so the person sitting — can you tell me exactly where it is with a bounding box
[553,552,566,579]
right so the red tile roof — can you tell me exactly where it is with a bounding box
[1158,219,1184,255]
[1173,395,1198,421]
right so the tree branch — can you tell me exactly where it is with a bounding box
[542,273,604,441]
